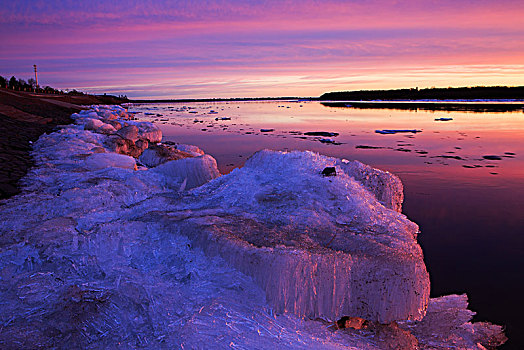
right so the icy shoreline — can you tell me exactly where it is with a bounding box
[0,105,506,348]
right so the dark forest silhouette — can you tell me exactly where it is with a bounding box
[0,75,128,100]
[320,86,524,101]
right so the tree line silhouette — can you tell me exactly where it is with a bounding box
[320,86,524,100]
[0,75,128,100]
[0,74,80,95]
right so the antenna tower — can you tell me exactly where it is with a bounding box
[33,65,39,89]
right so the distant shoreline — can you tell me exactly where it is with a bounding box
[320,86,524,101]
[129,96,307,103]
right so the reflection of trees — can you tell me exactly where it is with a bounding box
[321,101,524,113]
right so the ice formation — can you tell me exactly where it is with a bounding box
[139,144,195,168]
[174,150,429,323]
[84,152,137,171]
[0,105,506,348]
[152,155,221,191]
[375,129,422,135]
[174,143,205,157]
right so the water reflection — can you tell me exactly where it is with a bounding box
[130,101,524,348]
[322,101,524,113]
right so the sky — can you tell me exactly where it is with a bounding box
[1,0,523,99]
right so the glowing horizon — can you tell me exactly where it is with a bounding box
[1,0,523,99]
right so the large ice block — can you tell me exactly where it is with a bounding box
[152,155,221,190]
[174,150,430,323]
[139,144,195,168]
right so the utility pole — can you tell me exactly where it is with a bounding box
[33,65,39,90]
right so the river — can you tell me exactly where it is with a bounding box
[129,100,524,349]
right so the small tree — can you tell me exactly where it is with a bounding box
[28,78,36,90]
[9,76,18,89]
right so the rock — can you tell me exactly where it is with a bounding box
[139,144,195,168]
[116,125,139,142]
[84,153,136,171]
[173,150,430,323]
[321,166,336,176]
[337,316,368,329]
[152,154,221,190]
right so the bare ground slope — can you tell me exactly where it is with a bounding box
[0,88,126,199]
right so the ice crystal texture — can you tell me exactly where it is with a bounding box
[176,149,430,323]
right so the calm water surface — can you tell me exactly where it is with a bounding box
[130,101,524,349]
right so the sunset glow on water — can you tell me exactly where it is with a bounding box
[131,101,524,175]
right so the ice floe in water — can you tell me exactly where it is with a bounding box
[0,105,506,348]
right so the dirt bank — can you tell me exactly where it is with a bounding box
[0,88,127,199]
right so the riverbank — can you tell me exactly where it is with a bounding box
[0,88,127,199]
